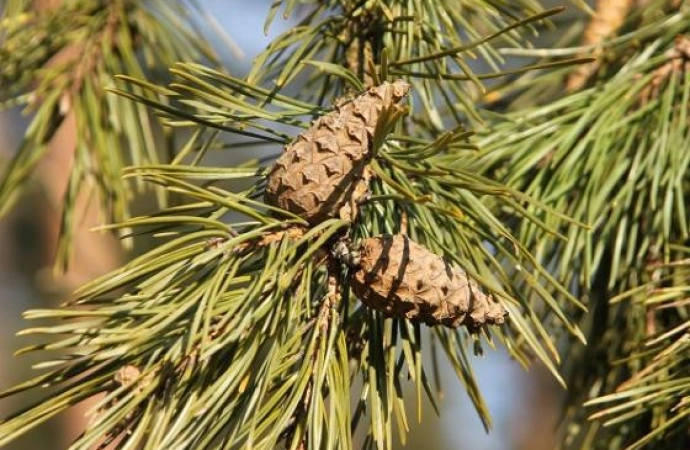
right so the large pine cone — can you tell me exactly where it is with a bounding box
[350,234,507,330]
[265,80,410,224]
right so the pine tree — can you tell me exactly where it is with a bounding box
[0,1,688,450]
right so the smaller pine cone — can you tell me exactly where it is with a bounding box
[350,234,507,330]
[265,80,410,224]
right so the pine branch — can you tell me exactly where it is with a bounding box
[476,7,690,448]
[0,2,630,450]
[584,253,690,450]
[0,0,218,270]
[488,0,685,109]
[0,62,588,449]
[252,1,587,126]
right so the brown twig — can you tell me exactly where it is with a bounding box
[566,0,633,92]
[637,35,690,105]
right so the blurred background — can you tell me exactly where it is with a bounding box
[0,1,563,449]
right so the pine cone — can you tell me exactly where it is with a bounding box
[350,234,507,330]
[265,80,410,224]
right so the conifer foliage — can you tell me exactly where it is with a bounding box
[1,1,688,450]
